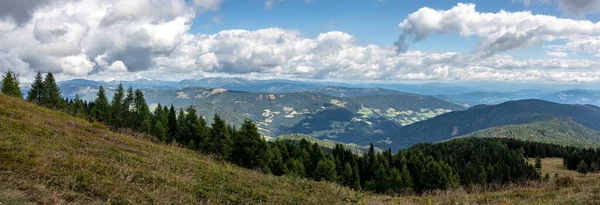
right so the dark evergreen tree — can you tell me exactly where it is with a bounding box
[233,119,270,170]
[1,71,22,98]
[313,158,336,182]
[111,83,125,127]
[91,86,110,122]
[27,72,44,103]
[42,72,62,108]
[167,105,179,142]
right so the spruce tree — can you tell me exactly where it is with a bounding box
[27,72,44,103]
[233,119,269,169]
[73,94,86,118]
[91,86,110,122]
[42,72,62,108]
[209,114,233,158]
[341,163,354,187]
[313,158,336,182]
[167,105,179,142]
[535,156,542,170]
[134,89,151,131]
[152,120,167,141]
[1,71,23,98]
[111,83,125,127]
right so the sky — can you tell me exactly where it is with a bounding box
[2,0,600,84]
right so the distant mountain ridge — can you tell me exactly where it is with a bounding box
[388,99,600,150]
[458,118,600,148]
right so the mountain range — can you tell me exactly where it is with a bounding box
[387,99,600,150]
[16,77,600,151]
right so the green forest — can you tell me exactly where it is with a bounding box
[3,71,600,195]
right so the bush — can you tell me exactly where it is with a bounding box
[554,176,574,188]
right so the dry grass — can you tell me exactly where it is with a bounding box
[2,93,600,205]
[0,94,364,204]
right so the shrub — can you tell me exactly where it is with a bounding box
[554,176,574,188]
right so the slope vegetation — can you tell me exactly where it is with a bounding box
[0,94,363,204]
[390,99,600,150]
[460,118,600,148]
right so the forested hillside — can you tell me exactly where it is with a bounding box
[390,99,600,150]
[4,72,600,204]
[459,118,600,148]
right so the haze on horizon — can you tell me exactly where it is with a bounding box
[2,0,600,85]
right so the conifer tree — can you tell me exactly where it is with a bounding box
[134,89,151,132]
[42,72,62,108]
[208,114,233,158]
[1,71,22,98]
[577,160,588,175]
[185,106,206,151]
[152,120,167,141]
[313,158,337,182]
[111,83,125,127]
[167,105,179,142]
[73,94,86,118]
[233,119,270,169]
[91,86,110,122]
[27,72,44,103]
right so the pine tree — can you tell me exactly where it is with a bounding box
[123,87,135,127]
[341,163,355,187]
[233,119,270,170]
[134,89,151,132]
[111,83,125,127]
[167,105,179,142]
[400,164,413,191]
[42,72,62,108]
[152,120,167,141]
[1,71,22,98]
[91,86,110,122]
[27,72,44,103]
[73,94,86,118]
[313,158,336,182]
[208,114,233,158]
[177,108,188,144]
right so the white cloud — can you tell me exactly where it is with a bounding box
[2,1,600,83]
[399,3,600,56]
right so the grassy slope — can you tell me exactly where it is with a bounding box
[459,118,600,148]
[0,94,363,204]
[2,93,600,205]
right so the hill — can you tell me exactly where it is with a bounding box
[0,94,364,204]
[138,87,463,145]
[389,99,600,150]
[459,118,600,148]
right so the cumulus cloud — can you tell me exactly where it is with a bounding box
[398,3,600,56]
[2,1,600,83]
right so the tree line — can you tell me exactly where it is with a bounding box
[2,71,598,194]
